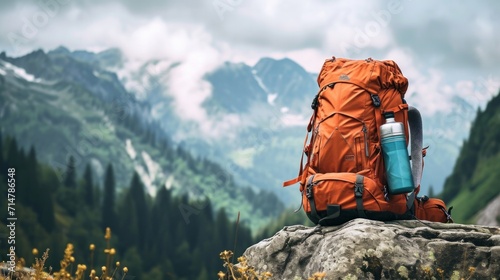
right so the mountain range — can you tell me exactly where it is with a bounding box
[117,48,479,200]
[0,46,494,224]
[0,48,284,230]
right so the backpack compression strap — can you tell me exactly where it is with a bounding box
[306,174,367,224]
[407,106,423,212]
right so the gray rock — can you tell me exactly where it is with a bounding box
[243,219,500,280]
[477,194,500,227]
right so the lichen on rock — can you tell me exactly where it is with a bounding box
[243,218,500,279]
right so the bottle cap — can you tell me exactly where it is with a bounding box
[380,111,404,137]
[384,111,395,119]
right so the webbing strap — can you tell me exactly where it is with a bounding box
[284,103,319,188]
[283,124,311,187]
[305,175,320,224]
[354,175,367,218]
[283,177,300,187]
[407,106,423,212]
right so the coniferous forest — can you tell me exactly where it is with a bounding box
[0,132,257,280]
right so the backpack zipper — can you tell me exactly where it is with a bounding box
[362,124,369,157]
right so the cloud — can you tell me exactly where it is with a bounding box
[116,18,226,133]
[384,48,500,116]
[389,1,500,71]
[0,0,499,124]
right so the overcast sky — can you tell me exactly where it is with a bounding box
[1,0,499,117]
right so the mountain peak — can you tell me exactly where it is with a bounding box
[204,61,268,113]
[48,47,124,69]
[221,61,251,72]
[49,46,71,56]
[250,57,317,108]
[24,49,48,59]
[254,57,302,73]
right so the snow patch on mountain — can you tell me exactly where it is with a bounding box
[0,60,42,82]
[134,165,156,197]
[142,151,160,180]
[124,139,165,197]
[125,139,137,160]
[164,175,175,190]
[133,151,164,197]
[253,70,269,93]
[252,70,279,106]
[267,93,278,105]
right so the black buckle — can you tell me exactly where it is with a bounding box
[440,206,453,222]
[383,185,389,201]
[306,185,313,199]
[370,94,381,107]
[311,94,319,110]
[306,176,315,199]
[354,183,363,197]
[418,195,429,202]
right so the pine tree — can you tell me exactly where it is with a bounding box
[6,137,22,169]
[128,172,149,251]
[37,168,56,232]
[215,208,231,253]
[101,164,117,230]
[30,157,59,233]
[63,155,77,188]
[0,130,4,174]
[6,138,27,210]
[24,146,38,207]
[0,133,5,223]
[82,163,94,207]
[118,192,138,254]
[145,186,173,265]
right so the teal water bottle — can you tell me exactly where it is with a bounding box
[380,112,414,194]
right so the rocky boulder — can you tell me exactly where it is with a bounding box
[243,219,500,279]
[477,194,500,227]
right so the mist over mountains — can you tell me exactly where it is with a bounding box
[0,47,286,230]
[113,46,481,198]
[0,46,489,207]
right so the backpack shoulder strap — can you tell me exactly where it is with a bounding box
[407,106,423,211]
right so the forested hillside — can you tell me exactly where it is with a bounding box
[0,133,256,279]
[0,50,284,230]
[441,90,500,223]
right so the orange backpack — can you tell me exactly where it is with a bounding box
[284,57,452,225]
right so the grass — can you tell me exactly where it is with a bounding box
[217,250,478,280]
[449,155,500,223]
[1,233,480,280]
[1,228,129,280]
[217,250,326,280]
